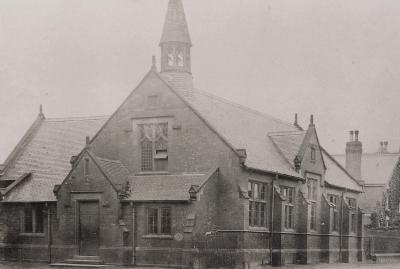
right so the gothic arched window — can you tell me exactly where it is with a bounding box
[139,123,168,171]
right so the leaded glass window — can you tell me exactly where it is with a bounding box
[139,123,168,172]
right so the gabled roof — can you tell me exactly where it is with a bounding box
[269,131,306,169]
[160,0,192,45]
[125,169,217,201]
[333,152,400,185]
[322,148,363,192]
[1,116,107,202]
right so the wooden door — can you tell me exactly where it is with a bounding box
[78,201,99,256]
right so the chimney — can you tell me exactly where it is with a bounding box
[294,113,304,130]
[345,130,362,182]
[384,141,389,153]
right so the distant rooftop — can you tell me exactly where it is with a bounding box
[333,151,400,186]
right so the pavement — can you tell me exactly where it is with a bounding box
[0,261,400,269]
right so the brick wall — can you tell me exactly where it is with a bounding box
[0,203,55,263]
[52,151,125,264]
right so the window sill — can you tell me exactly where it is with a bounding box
[249,226,269,232]
[19,233,45,237]
[136,171,169,176]
[142,234,173,239]
[283,228,295,232]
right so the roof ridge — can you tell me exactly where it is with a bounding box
[333,152,400,157]
[268,131,306,136]
[45,115,110,122]
[191,87,296,128]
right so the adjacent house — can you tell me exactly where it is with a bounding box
[0,0,364,267]
[333,134,400,226]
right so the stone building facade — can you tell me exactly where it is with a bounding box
[0,0,364,267]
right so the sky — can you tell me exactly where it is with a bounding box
[1,0,400,163]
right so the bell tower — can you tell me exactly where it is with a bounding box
[159,0,193,89]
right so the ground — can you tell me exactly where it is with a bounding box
[0,262,400,269]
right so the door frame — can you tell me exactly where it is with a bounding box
[76,199,100,256]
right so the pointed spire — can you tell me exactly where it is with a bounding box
[160,0,192,46]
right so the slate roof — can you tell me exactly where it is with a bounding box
[333,152,400,185]
[1,116,107,202]
[125,172,213,201]
[170,84,302,178]
[90,153,130,190]
[269,131,306,168]
[322,149,362,192]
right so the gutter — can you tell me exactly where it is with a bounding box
[243,165,304,182]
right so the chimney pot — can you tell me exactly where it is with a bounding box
[294,113,298,125]
[86,136,90,146]
[350,131,354,142]
[355,130,359,142]
[309,114,314,126]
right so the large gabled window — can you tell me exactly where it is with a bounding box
[22,204,44,234]
[139,123,168,172]
[248,181,268,228]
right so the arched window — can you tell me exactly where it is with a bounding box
[138,123,168,172]
[167,48,175,66]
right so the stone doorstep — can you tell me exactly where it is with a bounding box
[65,255,104,265]
[72,256,104,261]
[373,253,400,263]
[51,255,106,268]
[50,263,110,269]
[64,259,104,265]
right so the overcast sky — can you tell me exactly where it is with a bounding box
[1,0,400,163]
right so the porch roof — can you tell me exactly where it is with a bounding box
[124,171,214,201]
